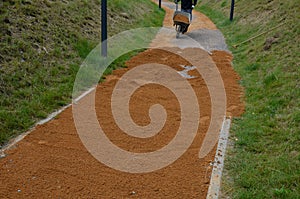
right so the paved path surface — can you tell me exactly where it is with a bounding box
[0,1,244,198]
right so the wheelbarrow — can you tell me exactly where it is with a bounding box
[173,2,191,38]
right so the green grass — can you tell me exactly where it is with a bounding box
[0,0,164,145]
[197,0,300,198]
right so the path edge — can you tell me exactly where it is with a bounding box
[206,117,231,199]
[0,87,96,156]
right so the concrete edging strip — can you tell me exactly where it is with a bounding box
[206,117,231,199]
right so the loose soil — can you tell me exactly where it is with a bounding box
[173,13,190,25]
[0,1,244,198]
[0,48,243,198]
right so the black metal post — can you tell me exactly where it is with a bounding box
[101,0,107,57]
[230,0,235,21]
[159,0,161,9]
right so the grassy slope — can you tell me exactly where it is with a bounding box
[0,0,164,145]
[198,0,299,198]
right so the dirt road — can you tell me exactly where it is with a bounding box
[0,1,243,198]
